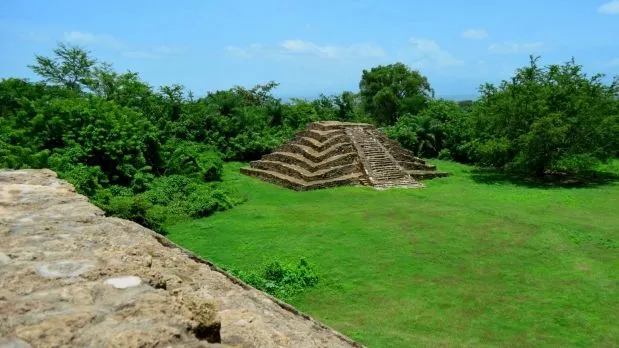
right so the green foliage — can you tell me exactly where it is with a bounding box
[61,164,108,197]
[283,99,321,128]
[92,175,239,232]
[384,99,470,159]
[104,195,153,226]
[468,56,619,174]
[26,96,158,184]
[228,259,319,301]
[359,62,434,126]
[162,140,223,181]
[141,175,197,205]
[0,43,246,233]
[28,42,97,91]
[187,186,234,217]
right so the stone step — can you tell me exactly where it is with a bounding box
[373,171,406,176]
[293,135,351,152]
[277,143,356,163]
[373,183,424,189]
[262,151,357,172]
[346,126,423,190]
[407,170,449,180]
[398,161,435,170]
[374,177,408,181]
[307,121,374,132]
[295,129,346,143]
[240,167,362,191]
[370,168,402,172]
[250,160,359,182]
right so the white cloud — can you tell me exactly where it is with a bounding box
[408,37,464,67]
[280,39,385,59]
[224,40,386,60]
[64,31,126,50]
[488,41,544,54]
[461,29,488,40]
[599,0,619,14]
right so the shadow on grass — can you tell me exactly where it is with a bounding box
[470,168,619,189]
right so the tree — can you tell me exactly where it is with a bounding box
[333,91,358,121]
[467,55,619,175]
[359,62,434,126]
[384,99,470,159]
[28,43,97,92]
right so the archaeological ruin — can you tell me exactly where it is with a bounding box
[241,121,448,190]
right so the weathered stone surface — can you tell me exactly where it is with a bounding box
[0,169,361,348]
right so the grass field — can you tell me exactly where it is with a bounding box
[167,160,619,347]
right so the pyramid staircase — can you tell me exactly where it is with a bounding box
[366,128,449,181]
[240,121,448,191]
[346,126,422,189]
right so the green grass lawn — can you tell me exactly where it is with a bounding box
[167,160,619,347]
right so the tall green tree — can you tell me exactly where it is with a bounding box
[384,99,470,159]
[359,62,434,126]
[468,56,619,175]
[28,43,97,92]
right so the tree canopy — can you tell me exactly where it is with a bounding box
[467,56,619,174]
[359,62,434,126]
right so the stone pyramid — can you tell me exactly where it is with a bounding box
[240,121,448,191]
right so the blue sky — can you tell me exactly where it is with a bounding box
[1,0,618,99]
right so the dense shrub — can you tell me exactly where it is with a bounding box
[92,175,240,232]
[383,99,471,160]
[228,259,319,301]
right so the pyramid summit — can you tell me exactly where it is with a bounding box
[241,121,448,190]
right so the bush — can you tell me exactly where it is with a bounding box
[29,96,158,185]
[228,259,319,301]
[104,195,153,227]
[438,149,451,160]
[186,186,234,218]
[94,175,238,232]
[384,99,471,160]
[141,175,198,206]
[163,140,223,181]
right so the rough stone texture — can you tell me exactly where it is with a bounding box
[241,121,447,191]
[0,169,361,348]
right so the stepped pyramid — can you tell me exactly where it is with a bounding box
[240,121,448,191]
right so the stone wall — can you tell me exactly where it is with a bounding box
[0,169,362,348]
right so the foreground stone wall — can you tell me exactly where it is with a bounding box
[0,169,361,348]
